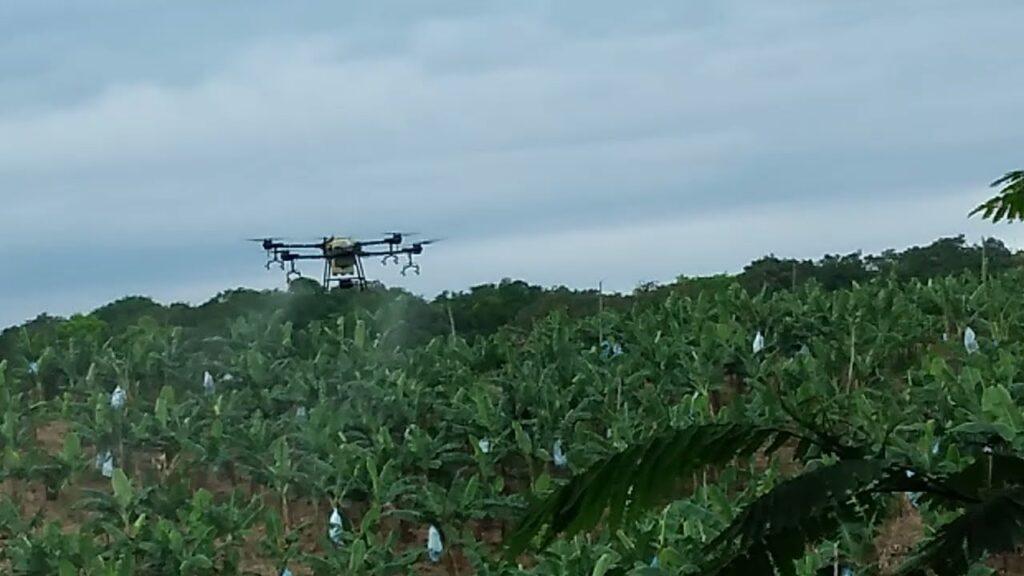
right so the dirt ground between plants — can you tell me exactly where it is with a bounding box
[873,495,1024,575]
[0,422,517,575]
[10,422,1024,575]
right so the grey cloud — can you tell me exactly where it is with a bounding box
[2,0,1023,327]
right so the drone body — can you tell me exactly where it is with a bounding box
[249,232,437,289]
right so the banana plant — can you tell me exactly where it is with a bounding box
[509,416,1024,576]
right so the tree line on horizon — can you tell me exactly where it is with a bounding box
[1,233,1018,365]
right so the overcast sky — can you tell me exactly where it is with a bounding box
[2,0,1023,327]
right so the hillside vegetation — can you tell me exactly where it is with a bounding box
[2,234,1024,574]
[2,234,1016,356]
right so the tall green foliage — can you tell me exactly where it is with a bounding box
[2,243,1024,573]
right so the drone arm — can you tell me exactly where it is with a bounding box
[354,239,391,248]
[284,253,331,261]
[278,242,325,250]
[360,247,417,257]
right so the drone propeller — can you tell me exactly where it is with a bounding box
[375,231,415,246]
[247,238,286,254]
[413,238,444,247]
[246,236,301,247]
[246,236,296,242]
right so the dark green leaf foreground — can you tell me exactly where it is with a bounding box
[509,422,1024,575]
[698,459,889,576]
[899,487,1024,576]
[971,171,1024,224]
[509,424,796,554]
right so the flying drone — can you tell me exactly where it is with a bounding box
[249,232,438,289]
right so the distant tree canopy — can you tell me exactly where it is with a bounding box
[723,235,1015,295]
[0,234,1018,363]
[642,234,1015,302]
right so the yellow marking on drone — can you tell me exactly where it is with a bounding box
[326,237,356,275]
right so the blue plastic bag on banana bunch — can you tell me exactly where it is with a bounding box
[478,437,492,454]
[328,507,344,545]
[752,330,765,354]
[110,385,126,410]
[427,525,444,562]
[963,326,979,354]
[600,340,623,359]
[202,371,216,395]
[553,439,568,468]
[904,469,922,509]
[98,450,114,478]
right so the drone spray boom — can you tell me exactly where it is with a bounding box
[249,233,437,289]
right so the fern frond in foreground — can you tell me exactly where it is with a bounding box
[506,423,798,556]
[507,418,1024,575]
[971,169,1024,223]
[698,458,892,576]
[898,487,1024,576]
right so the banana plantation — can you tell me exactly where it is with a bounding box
[4,269,1024,575]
